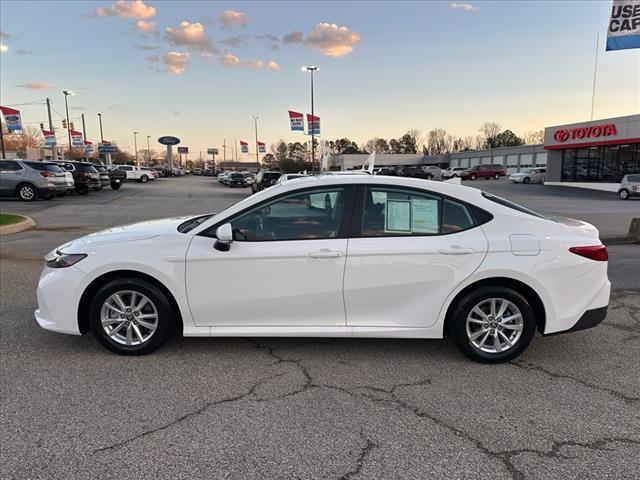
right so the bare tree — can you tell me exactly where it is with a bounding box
[406,128,424,151]
[524,130,544,145]
[363,137,390,154]
[463,136,476,151]
[478,121,501,148]
[426,128,450,154]
[3,126,44,154]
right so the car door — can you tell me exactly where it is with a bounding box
[185,185,355,327]
[0,161,24,195]
[343,185,488,328]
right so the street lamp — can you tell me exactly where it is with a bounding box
[97,113,104,143]
[133,131,139,165]
[62,90,75,157]
[250,115,260,171]
[146,135,151,166]
[302,66,318,172]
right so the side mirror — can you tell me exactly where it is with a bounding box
[214,223,233,251]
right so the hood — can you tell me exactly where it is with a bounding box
[510,172,526,177]
[58,216,194,252]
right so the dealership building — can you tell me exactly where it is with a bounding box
[329,113,639,191]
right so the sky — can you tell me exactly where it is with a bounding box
[1,0,639,158]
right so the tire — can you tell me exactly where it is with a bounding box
[494,173,500,179]
[448,286,536,363]
[89,277,173,355]
[17,183,37,202]
[619,189,629,200]
[111,182,122,190]
[470,174,476,180]
[77,184,89,195]
[426,175,433,180]
[140,175,149,183]
[452,174,458,178]
[523,177,531,184]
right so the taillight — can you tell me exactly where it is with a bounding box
[40,171,55,177]
[569,245,608,261]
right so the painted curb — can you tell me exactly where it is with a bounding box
[0,216,36,235]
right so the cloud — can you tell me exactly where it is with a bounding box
[166,21,217,52]
[16,82,54,90]
[283,30,304,44]
[256,33,279,50]
[0,44,9,53]
[109,104,131,113]
[220,34,249,48]
[219,53,280,70]
[134,44,159,50]
[149,51,191,75]
[450,2,478,11]
[133,20,155,32]
[284,23,360,57]
[15,49,34,55]
[94,0,156,19]
[219,10,246,28]
[0,31,13,39]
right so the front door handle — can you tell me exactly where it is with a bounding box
[439,246,475,255]
[309,249,343,259]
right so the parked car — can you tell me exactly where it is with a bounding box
[58,161,102,194]
[374,167,400,176]
[442,167,468,179]
[114,165,153,183]
[397,165,442,181]
[217,172,231,185]
[509,167,546,184]
[193,168,202,176]
[276,173,309,184]
[0,159,62,201]
[618,173,640,200]
[460,164,506,180]
[106,166,127,190]
[92,164,111,189]
[227,172,249,187]
[251,171,281,193]
[36,175,610,363]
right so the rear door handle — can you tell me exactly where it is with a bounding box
[439,247,475,255]
[309,249,343,259]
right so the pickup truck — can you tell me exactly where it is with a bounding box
[113,165,153,183]
[106,167,127,189]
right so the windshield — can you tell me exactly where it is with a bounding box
[177,214,215,233]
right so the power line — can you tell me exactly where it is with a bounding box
[3,100,47,107]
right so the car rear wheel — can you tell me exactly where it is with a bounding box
[140,175,149,183]
[523,177,531,184]
[619,189,629,200]
[17,183,37,201]
[448,286,536,363]
[494,173,500,179]
[111,182,122,190]
[470,174,477,180]
[89,278,172,355]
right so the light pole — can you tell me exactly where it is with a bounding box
[133,131,139,165]
[251,115,260,171]
[63,90,74,157]
[302,66,318,172]
[146,135,151,166]
[97,113,104,143]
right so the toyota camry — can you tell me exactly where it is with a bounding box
[35,175,610,363]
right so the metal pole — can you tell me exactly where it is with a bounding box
[46,98,57,160]
[63,92,72,157]
[0,123,5,158]
[81,113,88,161]
[146,135,150,166]
[252,116,260,170]
[97,113,104,142]
[223,138,226,171]
[310,69,315,173]
[590,33,599,121]
[133,132,138,166]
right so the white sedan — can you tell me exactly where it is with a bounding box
[509,167,546,184]
[35,175,610,363]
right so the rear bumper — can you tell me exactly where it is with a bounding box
[544,306,608,336]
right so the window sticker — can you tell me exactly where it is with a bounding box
[385,199,411,232]
[412,198,439,233]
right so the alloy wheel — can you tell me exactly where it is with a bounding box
[100,290,158,346]
[19,185,36,200]
[465,298,523,354]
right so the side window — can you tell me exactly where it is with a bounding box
[442,199,476,233]
[230,188,347,241]
[362,187,441,236]
[0,161,21,171]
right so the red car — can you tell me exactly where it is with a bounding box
[460,164,506,180]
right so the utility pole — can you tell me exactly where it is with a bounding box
[46,97,57,160]
[81,113,88,161]
[133,131,139,166]
[302,66,318,172]
[146,135,151,166]
[590,33,599,121]
[222,138,226,171]
[251,116,260,171]
[63,90,73,157]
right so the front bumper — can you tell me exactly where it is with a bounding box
[35,265,88,335]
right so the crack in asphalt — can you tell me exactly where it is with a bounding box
[607,289,640,334]
[510,361,640,404]
[338,430,378,480]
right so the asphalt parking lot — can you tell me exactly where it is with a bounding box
[1,176,639,479]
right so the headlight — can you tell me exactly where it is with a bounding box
[45,251,87,268]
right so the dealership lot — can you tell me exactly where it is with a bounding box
[1,176,639,479]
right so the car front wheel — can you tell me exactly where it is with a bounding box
[140,175,149,183]
[470,174,476,180]
[89,278,173,355]
[494,173,500,179]
[17,183,37,201]
[523,177,531,184]
[619,189,629,200]
[448,286,536,363]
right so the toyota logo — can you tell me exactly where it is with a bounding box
[554,129,570,143]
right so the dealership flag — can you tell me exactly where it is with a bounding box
[288,110,304,131]
[70,130,84,146]
[84,140,93,153]
[607,0,640,51]
[0,106,23,132]
[42,130,57,146]
[257,141,266,154]
[306,114,320,135]
[240,140,249,153]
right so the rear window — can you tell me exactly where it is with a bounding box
[263,172,281,180]
[481,192,552,221]
[25,162,64,173]
[76,164,98,173]
[626,174,640,182]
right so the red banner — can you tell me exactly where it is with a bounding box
[240,140,249,153]
[288,110,304,131]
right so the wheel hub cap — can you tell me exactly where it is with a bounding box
[100,290,158,346]
[465,298,523,354]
